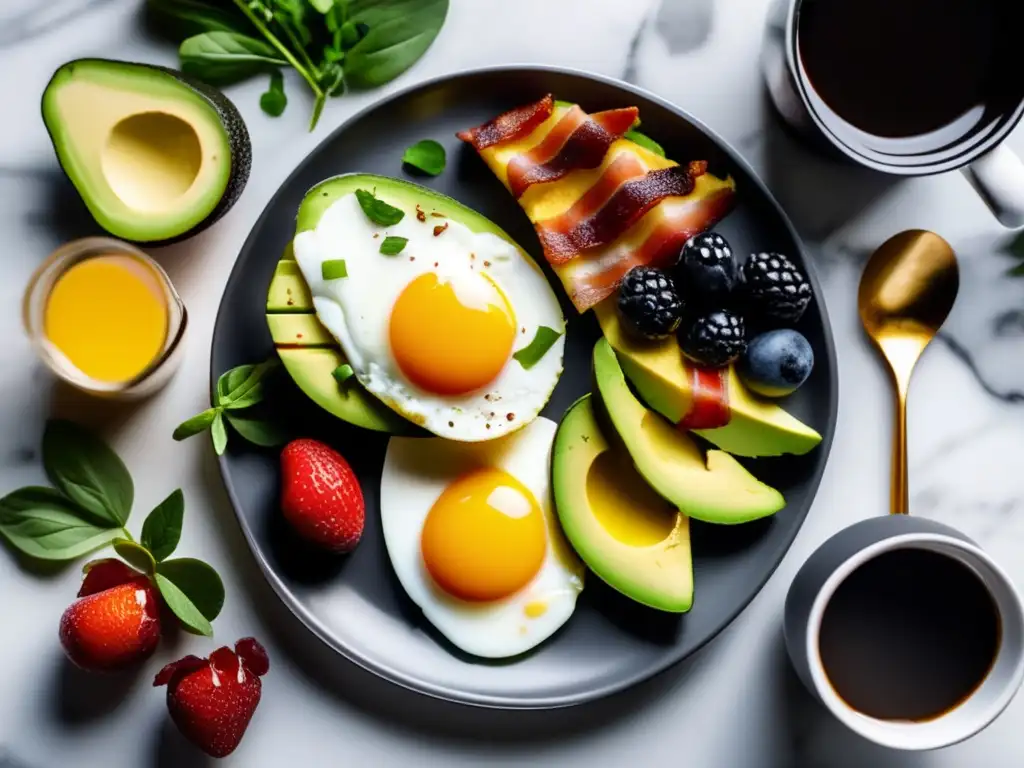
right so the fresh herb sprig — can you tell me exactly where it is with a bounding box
[0,421,225,636]
[174,359,289,455]
[148,0,450,131]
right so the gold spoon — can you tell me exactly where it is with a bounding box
[858,230,959,515]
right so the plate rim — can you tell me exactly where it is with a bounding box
[211,63,839,710]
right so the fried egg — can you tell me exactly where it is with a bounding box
[380,416,584,658]
[293,190,565,441]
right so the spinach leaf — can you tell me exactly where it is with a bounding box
[343,0,449,89]
[260,70,288,117]
[379,236,408,255]
[402,139,446,176]
[179,31,287,85]
[224,414,289,447]
[0,488,123,562]
[355,188,405,226]
[513,326,564,370]
[218,359,279,409]
[43,420,133,527]
[309,0,335,12]
[146,0,252,38]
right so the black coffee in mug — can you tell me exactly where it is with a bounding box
[818,548,1001,722]
[796,0,1024,152]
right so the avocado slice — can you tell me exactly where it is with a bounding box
[593,338,784,524]
[593,301,821,457]
[42,59,250,244]
[553,395,693,613]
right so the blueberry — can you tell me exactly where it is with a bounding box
[738,329,814,398]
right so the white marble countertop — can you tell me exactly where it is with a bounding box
[3,0,1024,766]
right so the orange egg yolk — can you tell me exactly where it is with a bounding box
[389,273,516,395]
[421,467,546,602]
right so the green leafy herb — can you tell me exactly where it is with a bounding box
[146,0,253,37]
[43,420,133,528]
[141,489,184,562]
[355,188,405,226]
[217,364,255,400]
[0,488,123,562]
[223,414,289,447]
[402,139,446,176]
[624,130,665,157]
[211,412,229,456]
[179,30,287,84]
[343,0,449,89]
[332,363,355,384]
[380,236,408,255]
[219,358,279,409]
[310,0,334,12]
[154,573,212,636]
[513,326,563,370]
[321,259,348,280]
[158,558,226,623]
[172,408,219,441]
[113,539,157,575]
[260,70,288,117]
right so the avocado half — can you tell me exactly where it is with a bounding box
[41,59,251,245]
[268,173,540,434]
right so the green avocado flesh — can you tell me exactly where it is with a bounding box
[593,338,784,524]
[268,173,534,434]
[553,395,693,613]
[42,59,250,244]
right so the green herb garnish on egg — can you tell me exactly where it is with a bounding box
[355,189,405,226]
[332,364,355,384]
[321,259,348,280]
[402,139,446,176]
[513,326,563,370]
[380,236,408,256]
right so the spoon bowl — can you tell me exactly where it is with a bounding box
[858,230,959,514]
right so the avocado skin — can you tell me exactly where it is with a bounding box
[41,59,252,247]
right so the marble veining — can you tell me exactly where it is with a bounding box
[2,0,1024,766]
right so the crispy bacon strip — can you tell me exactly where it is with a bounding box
[560,186,736,311]
[536,161,709,264]
[456,94,555,150]
[679,366,731,429]
[506,107,639,198]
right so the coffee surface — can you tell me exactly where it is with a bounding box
[818,548,1000,722]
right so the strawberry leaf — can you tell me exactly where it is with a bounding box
[157,558,225,622]
[211,412,229,456]
[113,539,156,575]
[42,420,133,527]
[141,489,184,562]
[155,573,213,637]
[0,487,123,561]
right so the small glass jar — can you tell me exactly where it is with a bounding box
[22,236,188,400]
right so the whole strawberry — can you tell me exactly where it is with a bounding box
[280,438,364,552]
[155,638,270,758]
[59,559,160,671]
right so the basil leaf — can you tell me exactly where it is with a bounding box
[624,130,665,157]
[219,359,279,409]
[224,414,289,447]
[155,573,213,636]
[172,408,219,441]
[332,364,355,384]
[141,489,185,562]
[355,188,405,226]
[217,364,255,402]
[402,139,446,176]
[179,31,287,85]
[0,488,123,561]
[43,420,133,527]
[343,0,448,89]
[513,326,563,370]
[146,0,252,37]
[379,236,408,256]
[321,259,348,280]
[260,70,288,117]
[157,558,225,622]
[113,539,156,575]
[211,412,229,456]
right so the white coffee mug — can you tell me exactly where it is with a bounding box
[784,515,1024,750]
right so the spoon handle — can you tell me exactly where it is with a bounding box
[891,383,909,515]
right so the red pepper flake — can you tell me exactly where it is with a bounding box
[433,223,449,237]
[433,262,439,268]
[506,413,515,422]
[521,327,526,334]
[409,256,415,262]
[430,211,446,218]
[483,260,491,267]
[489,412,495,419]
[373,233,380,239]
[470,253,476,260]
[415,204,426,222]
[296,333,304,339]
[286,299,294,306]
[484,394,491,401]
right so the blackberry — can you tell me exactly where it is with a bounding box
[676,232,738,303]
[617,266,684,340]
[679,309,746,368]
[742,252,813,323]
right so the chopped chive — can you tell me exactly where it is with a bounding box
[380,236,408,256]
[322,259,347,280]
[332,364,354,384]
[513,326,563,370]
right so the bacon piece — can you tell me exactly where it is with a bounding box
[679,366,731,429]
[456,94,555,150]
[536,160,709,264]
[559,186,736,311]
[506,107,639,198]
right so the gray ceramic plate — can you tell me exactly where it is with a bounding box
[211,65,838,709]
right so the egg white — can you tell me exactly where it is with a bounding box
[293,191,565,441]
[380,416,584,659]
